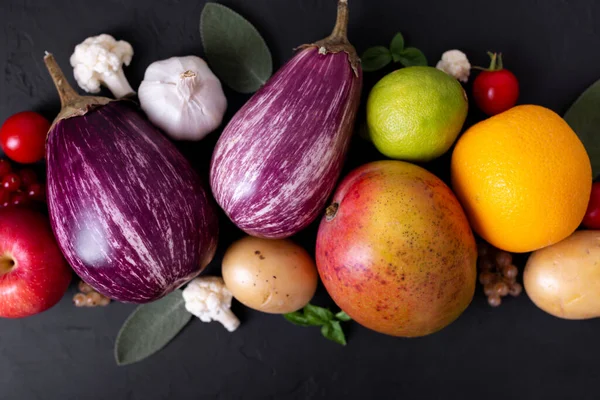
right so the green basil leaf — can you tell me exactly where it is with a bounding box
[283,311,312,327]
[305,314,329,326]
[397,47,428,67]
[114,290,192,366]
[304,303,334,325]
[564,78,600,178]
[200,3,273,93]
[335,311,352,322]
[321,321,347,346]
[389,32,405,62]
[361,46,392,72]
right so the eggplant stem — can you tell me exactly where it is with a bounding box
[297,0,360,76]
[43,52,113,130]
[44,52,81,107]
[329,0,349,41]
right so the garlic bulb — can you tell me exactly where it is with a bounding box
[138,56,227,141]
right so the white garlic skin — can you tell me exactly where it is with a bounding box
[138,56,227,141]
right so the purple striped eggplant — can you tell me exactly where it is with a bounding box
[43,54,218,303]
[210,0,362,238]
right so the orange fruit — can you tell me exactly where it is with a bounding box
[451,105,591,253]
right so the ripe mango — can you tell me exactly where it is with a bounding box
[316,160,477,337]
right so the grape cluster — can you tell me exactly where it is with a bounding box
[477,242,522,307]
[0,158,45,208]
[73,281,111,307]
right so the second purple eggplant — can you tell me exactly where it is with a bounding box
[210,0,362,239]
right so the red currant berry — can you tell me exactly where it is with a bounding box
[2,173,21,192]
[18,169,37,187]
[10,191,27,206]
[0,189,9,207]
[27,183,45,201]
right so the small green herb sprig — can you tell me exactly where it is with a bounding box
[284,303,352,346]
[361,32,427,72]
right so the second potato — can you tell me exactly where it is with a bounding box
[222,236,318,314]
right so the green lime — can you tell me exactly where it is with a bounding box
[366,66,468,162]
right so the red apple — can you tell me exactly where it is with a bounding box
[0,207,71,318]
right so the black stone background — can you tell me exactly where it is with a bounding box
[1,0,599,399]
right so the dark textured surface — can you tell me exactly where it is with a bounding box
[1,0,600,399]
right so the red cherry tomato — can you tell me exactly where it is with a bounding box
[472,53,519,116]
[582,182,600,229]
[0,111,49,164]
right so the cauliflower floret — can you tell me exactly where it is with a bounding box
[70,34,135,98]
[182,276,240,332]
[436,50,471,83]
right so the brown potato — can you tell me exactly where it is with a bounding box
[524,230,600,319]
[222,236,318,314]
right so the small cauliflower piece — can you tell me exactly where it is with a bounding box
[436,50,471,83]
[70,34,135,98]
[182,276,240,332]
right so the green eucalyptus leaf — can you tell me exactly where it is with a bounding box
[283,311,312,327]
[114,290,192,366]
[397,47,428,67]
[389,32,405,62]
[200,2,273,93]
[304,304,334,325]
[321,321,347,346]
[335,311,351,322]
[564,78,600,178]
[361,46,392,72]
